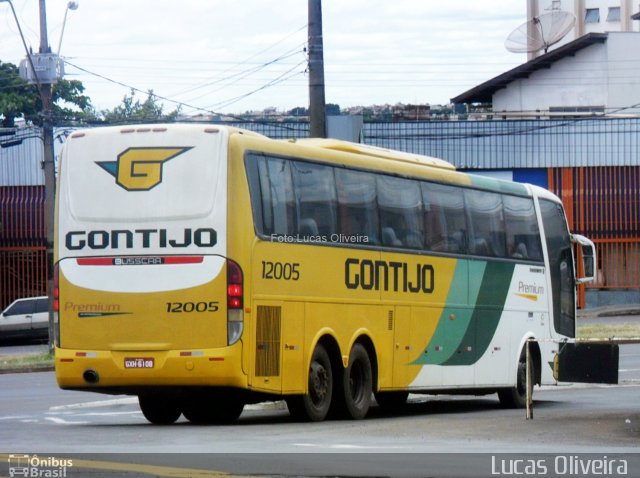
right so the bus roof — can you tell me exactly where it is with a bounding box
[286,138,456,171]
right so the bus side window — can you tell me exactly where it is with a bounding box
[265,158,297,236]
[465,189,506,258]
[291,161,338,238]
[423,182,468,254]
[377,176,423,249]
[245,154,269,236]
[503,195,543,262]
[335,169,379,244]
[244,154,297,238]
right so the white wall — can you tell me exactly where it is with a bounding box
[528,0,640,54]
[606,32,640,110]
[492,32,640,114]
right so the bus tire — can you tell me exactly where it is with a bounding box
[374,391,409,410]
[182,391,244,424]
[498,352,528,408]
[340,343,373,420]
[138,394,182,425]
[286,344,333,422]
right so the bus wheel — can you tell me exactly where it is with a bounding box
[498,353,527,408]
[286,344,333,422]
[138,394,182,425]
[340,343,373,419]
[183,391,244,425]
[374,391,409,411]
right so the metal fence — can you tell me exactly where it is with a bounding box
[549,166,640,293]
[232,117,640,169]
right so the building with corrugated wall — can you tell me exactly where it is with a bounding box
[1,128,47,310]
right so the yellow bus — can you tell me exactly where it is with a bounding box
[54,124,595,424]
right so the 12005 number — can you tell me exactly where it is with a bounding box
[261,261,300,280]
[166,301,219,313]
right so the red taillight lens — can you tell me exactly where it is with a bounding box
[227,260,243,309]
[53,264,60,312]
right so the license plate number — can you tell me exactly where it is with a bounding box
[124,357,155,369]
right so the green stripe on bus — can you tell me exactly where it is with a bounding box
[413,261,485,365]
[413,260,515,366]
[443,261,515,366]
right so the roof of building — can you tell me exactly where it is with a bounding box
[451,33,608,104]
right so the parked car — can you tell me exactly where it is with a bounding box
[0,296,49,341]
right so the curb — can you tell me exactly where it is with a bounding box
[0,364,54,375]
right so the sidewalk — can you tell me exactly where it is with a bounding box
[577,304,640,323]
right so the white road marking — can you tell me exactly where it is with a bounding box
[294,442,406,450]
[48,397,137,411]
[44,416,90,425]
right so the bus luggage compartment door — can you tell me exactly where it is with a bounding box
[554,343,619,384]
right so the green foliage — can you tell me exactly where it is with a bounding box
[53,79,98,124]
[0,60,97,126]
[0,61,39,127]
[326,103,340,116]
[100,89,180,124]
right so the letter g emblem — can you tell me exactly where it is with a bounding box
[97,147,192,191]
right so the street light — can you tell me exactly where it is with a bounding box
[57,1,79,55]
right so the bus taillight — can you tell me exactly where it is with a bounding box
[227,259,244,345]
[54,263,60,347]
[53,264,60,313]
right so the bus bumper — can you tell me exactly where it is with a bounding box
[55,343,247,391]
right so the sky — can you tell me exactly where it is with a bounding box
[0,1,529,116]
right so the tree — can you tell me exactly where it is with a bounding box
[326,103,340,116]
[0,61,38,127]
[53,79,97,124]
[287,106,308,117]
[0,60,96,127]
[101,89,180,124]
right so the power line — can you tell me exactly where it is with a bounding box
[60,59,308,128]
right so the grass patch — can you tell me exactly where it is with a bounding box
[578,323,640,339]
[0,351,54,370]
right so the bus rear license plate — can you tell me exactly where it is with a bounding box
[124,357,155,369]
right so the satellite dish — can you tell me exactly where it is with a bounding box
[505,10,576,54]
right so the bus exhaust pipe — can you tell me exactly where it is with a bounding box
[83,369,99,384]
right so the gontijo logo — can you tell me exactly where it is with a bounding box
[96,147,192,191]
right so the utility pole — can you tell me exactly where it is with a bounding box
[3,0,59,353]
[38,0,56,355]
[308,0,326,138]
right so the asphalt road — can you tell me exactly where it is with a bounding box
[0,346,638,477]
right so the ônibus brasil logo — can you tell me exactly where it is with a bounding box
[96,147,192,191]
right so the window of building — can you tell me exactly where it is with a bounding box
[585,8,600,23]
[607,7,621,22]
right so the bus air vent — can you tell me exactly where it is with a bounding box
[255,305,282,377]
